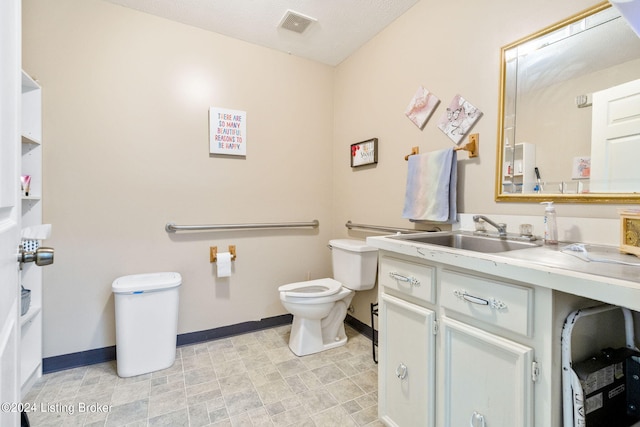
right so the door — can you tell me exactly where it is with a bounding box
[0,0,23,425]
[590,78,640,192]
[379,293,436,427]
[439,317,534,427]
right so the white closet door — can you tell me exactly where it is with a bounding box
[590,78,640,192]
[0,0,23,426]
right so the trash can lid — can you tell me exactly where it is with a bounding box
[112,272,182,293]
[329,239,377,252]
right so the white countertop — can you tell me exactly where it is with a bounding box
[367,233,640,311]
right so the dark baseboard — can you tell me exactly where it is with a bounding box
[43,313,374,374]
[43,346,117,375]
[345,313,374,341]
[176,314,293,346]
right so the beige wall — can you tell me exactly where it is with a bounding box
[23,0,335,357]
[331,0,631,320]
[24,0,631,358]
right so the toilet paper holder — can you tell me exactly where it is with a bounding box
[210,245,237,263]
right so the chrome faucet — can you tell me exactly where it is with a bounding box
[473,215,507,238]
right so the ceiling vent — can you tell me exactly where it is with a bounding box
[279,10,317,34]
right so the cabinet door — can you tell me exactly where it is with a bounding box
[379,293,435,427]
[439,317,534,427]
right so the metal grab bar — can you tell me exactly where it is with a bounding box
[166,219,319,233]
[345,220,439,234]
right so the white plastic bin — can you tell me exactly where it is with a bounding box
[112,272,181,377]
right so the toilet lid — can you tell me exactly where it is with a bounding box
[278,278,342,298]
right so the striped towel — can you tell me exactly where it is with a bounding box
[402,148,457,223]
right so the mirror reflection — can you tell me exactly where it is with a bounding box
[497,3,640,202]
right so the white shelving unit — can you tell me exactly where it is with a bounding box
[20,71,43,397]
[503,142,536,194]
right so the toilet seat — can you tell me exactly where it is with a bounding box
[278,278,342,298]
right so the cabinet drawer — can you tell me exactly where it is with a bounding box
[380,255,435,304]
[440,269,533,337]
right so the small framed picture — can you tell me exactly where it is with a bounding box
[572,156,591,179]
[351,138,378,167]
[620,210,640,257]
[405,86,440,130]
[437,94,482,145]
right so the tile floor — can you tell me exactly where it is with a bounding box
[24,324,382,426]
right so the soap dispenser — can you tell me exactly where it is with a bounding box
[540,202,558,245]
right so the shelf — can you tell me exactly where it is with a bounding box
[21,72,39,91]
[20,305,41,328]
[20,359,41,396]
[503,142,536,194]
[20,70,43,398]
[21,133,41,145]
[20,302,42,398]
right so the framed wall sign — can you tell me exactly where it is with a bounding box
[351,138,378,167]
[209,107,247,156]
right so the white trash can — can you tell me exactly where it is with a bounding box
[112,272,181,377]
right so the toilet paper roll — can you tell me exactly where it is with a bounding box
[217,252,232,278]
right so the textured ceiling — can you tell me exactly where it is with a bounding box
[103,0,420,66]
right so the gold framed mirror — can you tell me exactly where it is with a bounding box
[495,2,640,203]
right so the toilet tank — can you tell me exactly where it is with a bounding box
[329,239,378,290]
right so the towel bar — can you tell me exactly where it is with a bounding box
[454,134,479,158]
[405,133,479,160]
[404,146,420,160]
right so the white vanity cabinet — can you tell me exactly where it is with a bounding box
[369,230,640,427]
[439,317,534,427]
[438,269,536,427]
[378,254,436,427]
[379,294,435,427]
[377,250,557,427]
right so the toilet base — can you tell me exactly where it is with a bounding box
[288,316,348,356]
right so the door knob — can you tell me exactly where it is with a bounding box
[470,411,486,427]
[395,362,408,380]
[18,246,54,269]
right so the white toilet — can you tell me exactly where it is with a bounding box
[278,239,378,356]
